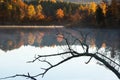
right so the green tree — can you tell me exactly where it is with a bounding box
[106,6,113,25]
[68,5,72,15]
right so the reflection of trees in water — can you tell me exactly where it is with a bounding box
[0,29,58,51]
[0,28,120,75]
[57,34,64,42]
[27,32,35,45]
[0,29,119,53]
[0,28,119,80]
[1,29,120,80]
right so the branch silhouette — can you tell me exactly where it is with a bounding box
[0,73,37,80]
[1,32,120,80]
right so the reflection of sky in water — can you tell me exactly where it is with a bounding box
[0,28,119,80]
[0,46,119,80]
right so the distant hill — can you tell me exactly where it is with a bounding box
[24,0,111,4]
[64,0,111,3]
[64,0,102,2]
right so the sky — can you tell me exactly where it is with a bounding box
[0,45,119,80]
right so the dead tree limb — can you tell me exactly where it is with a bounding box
[0,73,37,80]
[1,31,120,80]
[29,51,120,79]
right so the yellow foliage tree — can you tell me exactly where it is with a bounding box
[27,4,36,19]
[79,5,84,10]
[50,0,56,3]
[36,5,43,14]
[36,4,45,20]
[7,4,13,10]
[0,0,4,2]
[90,2,97,14]
[37,0,43,3]
[56,8,64,20]
[100,2,107,16]
[60,0,63,3]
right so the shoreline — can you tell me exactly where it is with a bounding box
[0,24,119,29]
[0,25,64,29]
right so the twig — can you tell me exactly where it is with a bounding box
[85,56,93,64]
[32,56,75,78]
[27,51,71,63]
[0,73,37,80]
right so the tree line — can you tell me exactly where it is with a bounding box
[0,0,120,27]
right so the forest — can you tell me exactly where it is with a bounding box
[0,0,120,28]
[0,1,120,80]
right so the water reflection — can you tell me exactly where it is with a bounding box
[0,28,119,52]
[0,28,120,80]
[0,46,118,80]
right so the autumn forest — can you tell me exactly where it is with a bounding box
[0,0,120,28]
[0,1,120,80]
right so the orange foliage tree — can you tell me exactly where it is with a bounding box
[50,0,56,3]
[27,32,35,45]
[70,10,81,22]
[56,8,64,20]
[15,0,27,20]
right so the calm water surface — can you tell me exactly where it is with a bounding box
[0,28,119,51]
[0,27,119,80]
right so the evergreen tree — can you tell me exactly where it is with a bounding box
[95,5,105,25]
[111,0,118,18]
[106,6,113,24]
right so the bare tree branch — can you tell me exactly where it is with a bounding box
[85,56,93,64]
[33,55,74,78]
[1,30,120,80]
[33,51,120,79]
[96,52,120,67]
[38,59,53,67]
[64,38,74,56]
[1,48,120,80]
[27,51,71,63]
[0,73,37,80]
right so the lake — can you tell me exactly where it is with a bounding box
[0,27,119,80]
